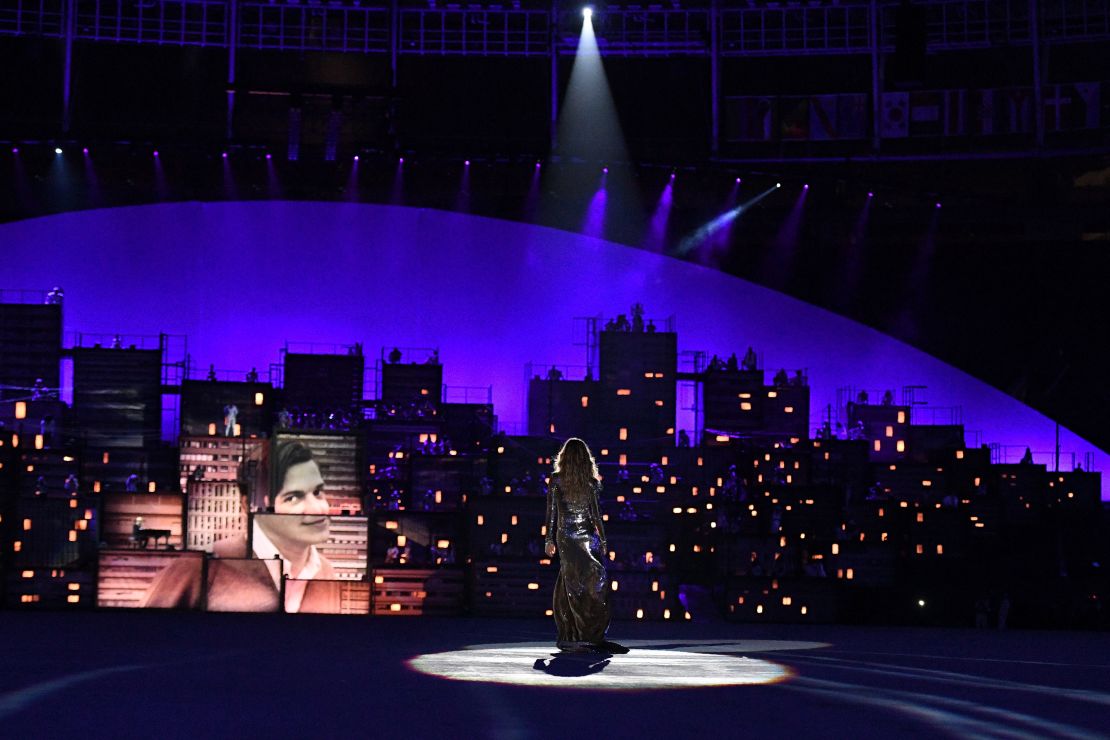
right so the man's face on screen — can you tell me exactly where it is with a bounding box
[266,460,330,545]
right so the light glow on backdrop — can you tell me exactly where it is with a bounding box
[1,202,1105,496]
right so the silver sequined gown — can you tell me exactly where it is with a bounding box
[545,475,610,648]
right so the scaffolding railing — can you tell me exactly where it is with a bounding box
[9,1,1104,53]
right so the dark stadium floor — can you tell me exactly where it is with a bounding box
[1,611,1108,739]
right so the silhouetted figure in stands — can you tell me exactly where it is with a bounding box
[726,353,739,372]
[856,389,869,404]
[64,474,79,495]
[631,305,644,333]
[773,368,789,386]
[388,347,402,364]
[998,594,1011,629]
[126,474,140,493]
[546,366,563,381]
[975,596,990,628]
[40,415,55,446]
[35,475,46,496]
[791,369,804,386]
[224,403,239,437]
[111,334,123,349]
[246,367,259,383]
[741,346,757,372]
[615,314,631,332]
[207,364,218,381]
[1020,447,1034,464]
[278,408,292,429]
[678,429,690,448]
[46,286,64,305]
[31,378,46,400]
[646,319,656,333]
[881,389,894,405]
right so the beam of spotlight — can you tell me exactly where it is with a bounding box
[345,156,360,201]
[672,185,779,258]
[832,192,873,311]
[523,161,543,220]
[541,7,643,241]
[645,175,674,252]
[893,205,942,341]
[390,157,404,205]
[221,151,238,200]
[582,170,607,238]
[455,159,471,213]
[758,183,809,284]
[557,9,625,164]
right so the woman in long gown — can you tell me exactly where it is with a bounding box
[545,438,628,653]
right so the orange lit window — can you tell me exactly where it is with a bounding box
[619,428,628,441]
[897,411,906,424]
[617,389,631,396]
[873,440,881,452]
[896,440,906,453]
[581,396,589,408]
[741,402,752,411]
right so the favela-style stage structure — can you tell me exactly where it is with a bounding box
[1,204,1109,737]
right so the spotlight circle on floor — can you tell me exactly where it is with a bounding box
[408,645,792,690]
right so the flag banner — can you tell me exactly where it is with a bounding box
[724,97,775,141]
[837,94,869,140]
[880,92,909,138]
[943,89,966,136]
[780,97,810,140]
[809,95,840,140]
[909,90,943,136]
[1044,82,1102,131]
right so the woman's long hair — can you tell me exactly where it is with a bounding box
[552,438,601,503]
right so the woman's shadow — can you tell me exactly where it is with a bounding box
[533,651,613,677]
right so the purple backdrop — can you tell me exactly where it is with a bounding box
[2,201,1104,497]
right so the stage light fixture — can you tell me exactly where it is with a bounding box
[12,147,19,154]
[803,183,809,190]
[535,161,541,168]
[935,202,942,209]
[82,147,89,155]
[867,191,873,198]
[265,153,272,160]
[153,150,159,157]
[603,167,609,174]
[353,155,360,161]
[221,152,228,158]
[775,182,781,188]
[399,157,404,164]
[54,147,62,155]
[464,159,470,166]
[583,6,593,18]
[735,177,741,183]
